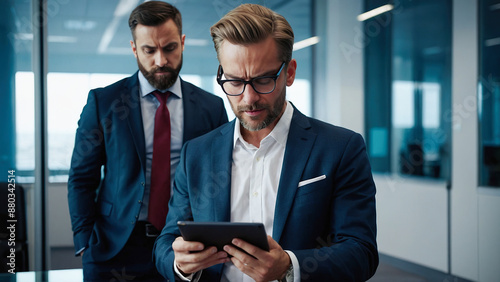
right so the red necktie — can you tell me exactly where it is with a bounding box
[149,90,171,231]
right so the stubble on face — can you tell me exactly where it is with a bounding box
[232,85,286,132]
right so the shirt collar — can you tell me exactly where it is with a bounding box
[233,100,294,149]
[138,70,183,98]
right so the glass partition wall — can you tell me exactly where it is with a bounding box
[365,0,452,180]
[479,0,500,188]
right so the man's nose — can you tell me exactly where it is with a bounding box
[241,83,261,105]
[155,50,167,67]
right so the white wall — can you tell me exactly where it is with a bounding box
[478,189,500,281]
[24,182,74,270]
[451,0,479,279]
[314,0,365,136]
[375,175,449,272]
[48,183,74,247]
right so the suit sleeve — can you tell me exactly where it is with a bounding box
[294,133,378,281]
[67,90,104,254]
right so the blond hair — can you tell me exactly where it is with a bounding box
[210,4,294,63]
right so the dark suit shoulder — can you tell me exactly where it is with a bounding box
[293,108,361,143]
[181,79,223,102]
[85,73,140,110]
[88,73,133,97]
[183,121,233,148]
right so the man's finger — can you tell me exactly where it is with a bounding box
[173,236,205,252]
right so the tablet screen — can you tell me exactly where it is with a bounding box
[177,221,270,252]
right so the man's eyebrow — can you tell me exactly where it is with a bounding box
[140,44,156,49]
[224,68,277,80]
[222,72,241,80]
[141,42,178,49]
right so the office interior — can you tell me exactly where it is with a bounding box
[1,0,499,281]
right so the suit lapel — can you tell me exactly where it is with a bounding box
[272,109,316,241]
[210,121,235,222]
[123,73,146,172]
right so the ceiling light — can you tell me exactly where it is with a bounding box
[64,20,97,31]
[15,33,33,40]
[490,3,500,11]
[15,33,77,43]
[99,0,139,54]
[48,36,78,43]
[485,37,500,47]
[114,0,140,17]
[293,36,320,51]
[357,4,394,21]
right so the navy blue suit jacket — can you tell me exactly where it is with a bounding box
[68,72,228,262]
[154,106,378,281]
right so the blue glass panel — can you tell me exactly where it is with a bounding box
[479,0,500,187]
[364,0,451,179]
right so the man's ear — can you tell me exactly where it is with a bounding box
[130,40,138,58]
[181,34,186,52]
[286,59,297,86]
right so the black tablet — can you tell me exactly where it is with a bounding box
[177,221,270,252]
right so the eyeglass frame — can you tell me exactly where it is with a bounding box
[216,62,286,96]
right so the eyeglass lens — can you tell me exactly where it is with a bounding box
[222,77,276,95]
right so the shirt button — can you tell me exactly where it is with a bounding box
[253,191,259,197]
[256,157,261,162]
[138,200,142,203]
[141,182,145,186]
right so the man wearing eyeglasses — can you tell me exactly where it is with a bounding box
[154,3,378,282]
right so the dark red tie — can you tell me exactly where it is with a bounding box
[149,90,171,231]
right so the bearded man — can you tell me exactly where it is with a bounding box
[154,4,377,282]
[67,1,227,281]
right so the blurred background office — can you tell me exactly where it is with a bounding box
[1,0,499,281]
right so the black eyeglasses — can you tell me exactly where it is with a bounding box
[216,62,286,96]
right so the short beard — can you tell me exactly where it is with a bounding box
[137,55,182,90]
[235,87,286,132]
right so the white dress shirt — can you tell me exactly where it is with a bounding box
[222,100,300,282]
[138,71,184,221]
[175,101,300,282]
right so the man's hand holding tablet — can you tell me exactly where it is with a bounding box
[173,221,290,281]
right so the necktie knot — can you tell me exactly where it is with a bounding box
[152,90,170,106]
